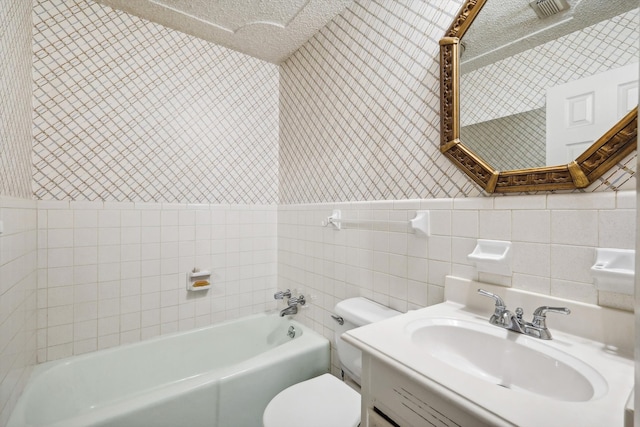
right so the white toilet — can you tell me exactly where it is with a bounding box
[263,297,400,427]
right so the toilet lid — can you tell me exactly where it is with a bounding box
[263,374,360,427]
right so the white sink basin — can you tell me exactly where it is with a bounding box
[344,278,634,427]
[405,318,608,402]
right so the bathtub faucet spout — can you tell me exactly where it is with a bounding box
[279,305,298,317]
[279,295,306,317]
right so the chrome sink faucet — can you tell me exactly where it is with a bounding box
[478,289,570,340]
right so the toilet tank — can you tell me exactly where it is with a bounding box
[333,297,400,385]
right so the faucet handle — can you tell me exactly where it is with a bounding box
[274,289,291,300]
[477,289,506,309]
[515,307,524,322]
[478,289,508,326]
[531,306,570,327]
[289,295,306,306]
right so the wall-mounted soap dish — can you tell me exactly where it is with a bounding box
[591,248,635,295]
[467,239,512,276]
[186,268,211,291]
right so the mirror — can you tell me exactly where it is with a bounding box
[440,0,638,193]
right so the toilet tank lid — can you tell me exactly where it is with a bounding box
[334,297,401,326]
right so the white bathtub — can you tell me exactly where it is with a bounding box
[8,313,330,427]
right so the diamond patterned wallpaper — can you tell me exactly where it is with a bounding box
[28,0,638,203]
[279,1,636,202]
[462,108,546,171]
[0,0,33,198]
[279,0,482,203]
[32,0,279,204]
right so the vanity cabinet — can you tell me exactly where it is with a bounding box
[361,355,497,427]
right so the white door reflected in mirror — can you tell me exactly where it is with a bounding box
[546,62,639,165]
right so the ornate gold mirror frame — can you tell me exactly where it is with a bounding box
[440,0,638,193]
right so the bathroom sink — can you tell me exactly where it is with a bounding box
[405,318,608,402]
[343,277,634,427]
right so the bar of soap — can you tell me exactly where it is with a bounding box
[193,280,209,287]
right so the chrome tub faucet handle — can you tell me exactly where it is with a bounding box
[274,289,291,300]
[288,295,306,306]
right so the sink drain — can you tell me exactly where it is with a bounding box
[497,383,511,389]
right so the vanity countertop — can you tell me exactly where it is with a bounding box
[343,276,634,427]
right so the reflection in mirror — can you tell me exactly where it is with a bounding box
[439,0,639,193]
[459,2,638,172]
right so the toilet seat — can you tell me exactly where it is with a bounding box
[263,373,360,427]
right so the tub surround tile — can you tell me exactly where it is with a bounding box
[37,202,278,362]
[135,202,163,210]
[74,210,99,228]
[0,196,37,423]
[38,201,70,210]
[70,201,103,210]
[47,210,73,229]
[99,211,121,228]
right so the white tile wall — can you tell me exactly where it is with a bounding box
[278,191,636,376]
[0,197,37,425]
[37,201,278,362]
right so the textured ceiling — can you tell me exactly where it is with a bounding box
[94,0,353,63]
[462,0,638,71]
